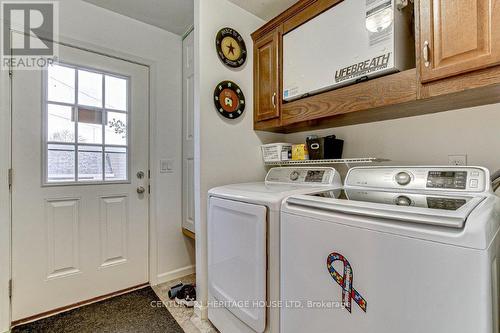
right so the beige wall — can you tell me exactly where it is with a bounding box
[285,104,500,177]
[194,0,283,315]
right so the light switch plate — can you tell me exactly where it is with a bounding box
[160,159,174,173]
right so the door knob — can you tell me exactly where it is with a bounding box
[137,186,146,194]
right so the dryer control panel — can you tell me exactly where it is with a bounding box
[265,167,341,186]
[345,167,489,193]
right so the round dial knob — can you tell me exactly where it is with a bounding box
[395,196,412,206]
[290,171,300,181]
[395,172,412,186]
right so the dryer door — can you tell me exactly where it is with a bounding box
[208,197,267,332]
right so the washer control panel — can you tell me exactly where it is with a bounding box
[426,171,467,190]
[265,167,340,186]
[346,167,489,192]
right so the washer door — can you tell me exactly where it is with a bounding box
[208,197,267,333]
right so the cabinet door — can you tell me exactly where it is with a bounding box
[254,30,280,122]
[419,0,500,83]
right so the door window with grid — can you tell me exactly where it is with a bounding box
[44,63,130,184]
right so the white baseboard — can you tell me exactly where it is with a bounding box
[154,265,196,285]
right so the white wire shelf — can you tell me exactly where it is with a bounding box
[264,158,389,166]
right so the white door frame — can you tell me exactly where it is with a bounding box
[0,28,12,333]
[0,31,162,332]
[182,29,195,234]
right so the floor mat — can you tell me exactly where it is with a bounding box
[12,287,184,333]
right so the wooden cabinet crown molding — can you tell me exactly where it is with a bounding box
[251,0,316,41]
[251,0,343,41]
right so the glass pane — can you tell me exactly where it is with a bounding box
[48,64,75,104]
[78,108,103,144]
[47,104,74,143]
[105,76,127,111]
[105,147,127,181]
[78,145,103,182]
[47,144,75,182]
[78,70,103,107]
[106,112,127,145]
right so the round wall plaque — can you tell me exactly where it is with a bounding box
[216,27,247,68]
[213,81,245,120]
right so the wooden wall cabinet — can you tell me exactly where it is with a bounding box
[254,30,280,123]
[252,0,500,133]
[419,0,500,83]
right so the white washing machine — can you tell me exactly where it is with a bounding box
[207,167,342,333]
[281,166,500,333]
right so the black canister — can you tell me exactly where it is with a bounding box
[306,137,324,160]
[324,135,344,159]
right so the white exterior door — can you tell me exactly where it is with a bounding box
[11,43,149,321]
[182,30,195,233]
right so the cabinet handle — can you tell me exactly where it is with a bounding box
[272,92,277,109]
[423,41,430,67]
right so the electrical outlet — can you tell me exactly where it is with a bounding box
[448,154,467,166]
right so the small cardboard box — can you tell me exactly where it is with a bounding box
[292,144,309,160]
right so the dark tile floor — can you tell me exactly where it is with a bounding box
[12,287,183,333]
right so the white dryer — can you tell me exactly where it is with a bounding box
[280,166,500,333]
[207,167,342,333]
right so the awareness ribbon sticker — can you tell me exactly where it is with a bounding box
[327,252,367,313]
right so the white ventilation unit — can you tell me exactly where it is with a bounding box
[283,0,415,102]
